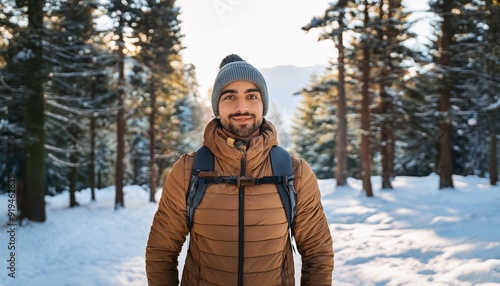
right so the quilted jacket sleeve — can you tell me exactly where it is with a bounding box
[293,157,334,285]
[145,154,192,285]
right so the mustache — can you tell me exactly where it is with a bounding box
[229,112,254,118]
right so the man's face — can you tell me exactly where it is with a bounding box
[217,81,264,139]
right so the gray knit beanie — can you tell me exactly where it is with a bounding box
[211,54,269,117]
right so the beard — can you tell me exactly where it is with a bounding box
[220,112,262,138]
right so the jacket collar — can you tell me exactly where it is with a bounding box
[202,118,279,170]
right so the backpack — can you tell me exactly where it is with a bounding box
[186,145,297,234]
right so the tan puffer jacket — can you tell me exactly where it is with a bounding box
[146,119,334,285]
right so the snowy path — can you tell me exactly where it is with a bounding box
[0,174,499,285]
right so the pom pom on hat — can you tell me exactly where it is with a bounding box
[211,54,269,117]
[219,54,244,69]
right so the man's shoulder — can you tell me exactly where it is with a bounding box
[170,152,196,174]
[288,155,316,179]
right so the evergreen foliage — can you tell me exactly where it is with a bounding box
[0,0,201,215]
[296,0,500,190]
[291,74,336,179]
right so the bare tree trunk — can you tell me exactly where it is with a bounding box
[490,122,498,186]
[89,119,96,201]
[378,0,393,190]
[380,92,395,187]
[69,147,78,207]
[90,81,96,201]
[21,0,46,222]
[437,0,454,189]
[97,171,102,190]
[132,157,139,185]
[486,0,499,186]
[334,1,348,186]
[380,120,393,189]
[361,0,373,197]
[115,25,125,209]
[149,86,157,202]
[437,116,454,189]
[388,130,395,179]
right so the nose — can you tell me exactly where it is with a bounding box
[234,97,249,113]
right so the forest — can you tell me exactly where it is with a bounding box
[0,0,499,223]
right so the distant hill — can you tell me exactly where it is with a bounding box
[260,64,326,117]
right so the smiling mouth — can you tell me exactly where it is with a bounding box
[232,116,253,122]
[230,114,254,123]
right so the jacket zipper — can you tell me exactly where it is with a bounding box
[238,149,246,286]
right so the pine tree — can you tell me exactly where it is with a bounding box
[106,0,143,208]
[466,0,500,184]
[180,64,211,152]
[425,0,500,187]
[395,76,439,176]
[292,74,336,179]
[342,0,377,196]
[429,0,455,189]
[484,1,500,185]
[358,0,374,196]
[44,0,114,206]
[302,0,350,184]
[0,0,26,193]
[135,0,184,202]
[87,73,114,201]
[155,67,198,169]
[19,0,47,221]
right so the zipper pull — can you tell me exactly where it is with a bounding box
[234,140,248,152]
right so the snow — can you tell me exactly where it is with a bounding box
[1,174,499,285]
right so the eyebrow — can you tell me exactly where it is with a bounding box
[220,88,260,96]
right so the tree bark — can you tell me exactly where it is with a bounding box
[388,130,395,179]
[378,0,393,190]
[380,117,393,189]
[115,24,125,209]
[361,0,373,197]
[437,0,454,189]
[69,146,78,207]
[334,1,348,186]
[490,121,498,186]
[486,0,499,186]
[21,0,46,222]
[149,85,157,202]
[90,80,96,201]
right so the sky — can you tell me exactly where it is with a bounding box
[175,0,431,97]
[175,0,337,96]
[1,174,499,285]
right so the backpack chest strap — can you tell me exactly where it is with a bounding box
[202,175,294,187]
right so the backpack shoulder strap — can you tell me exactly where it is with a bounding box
[269,146,297,232]
[186,145,297,233]
[186,145,213,229]
[192,145,213,171]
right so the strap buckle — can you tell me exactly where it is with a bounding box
[198,171,218,178]
[237,176,255,187]
[281,175,294,188]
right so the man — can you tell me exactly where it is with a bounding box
[146,54,334,285]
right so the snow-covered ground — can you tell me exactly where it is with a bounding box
[1,174,499,286]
